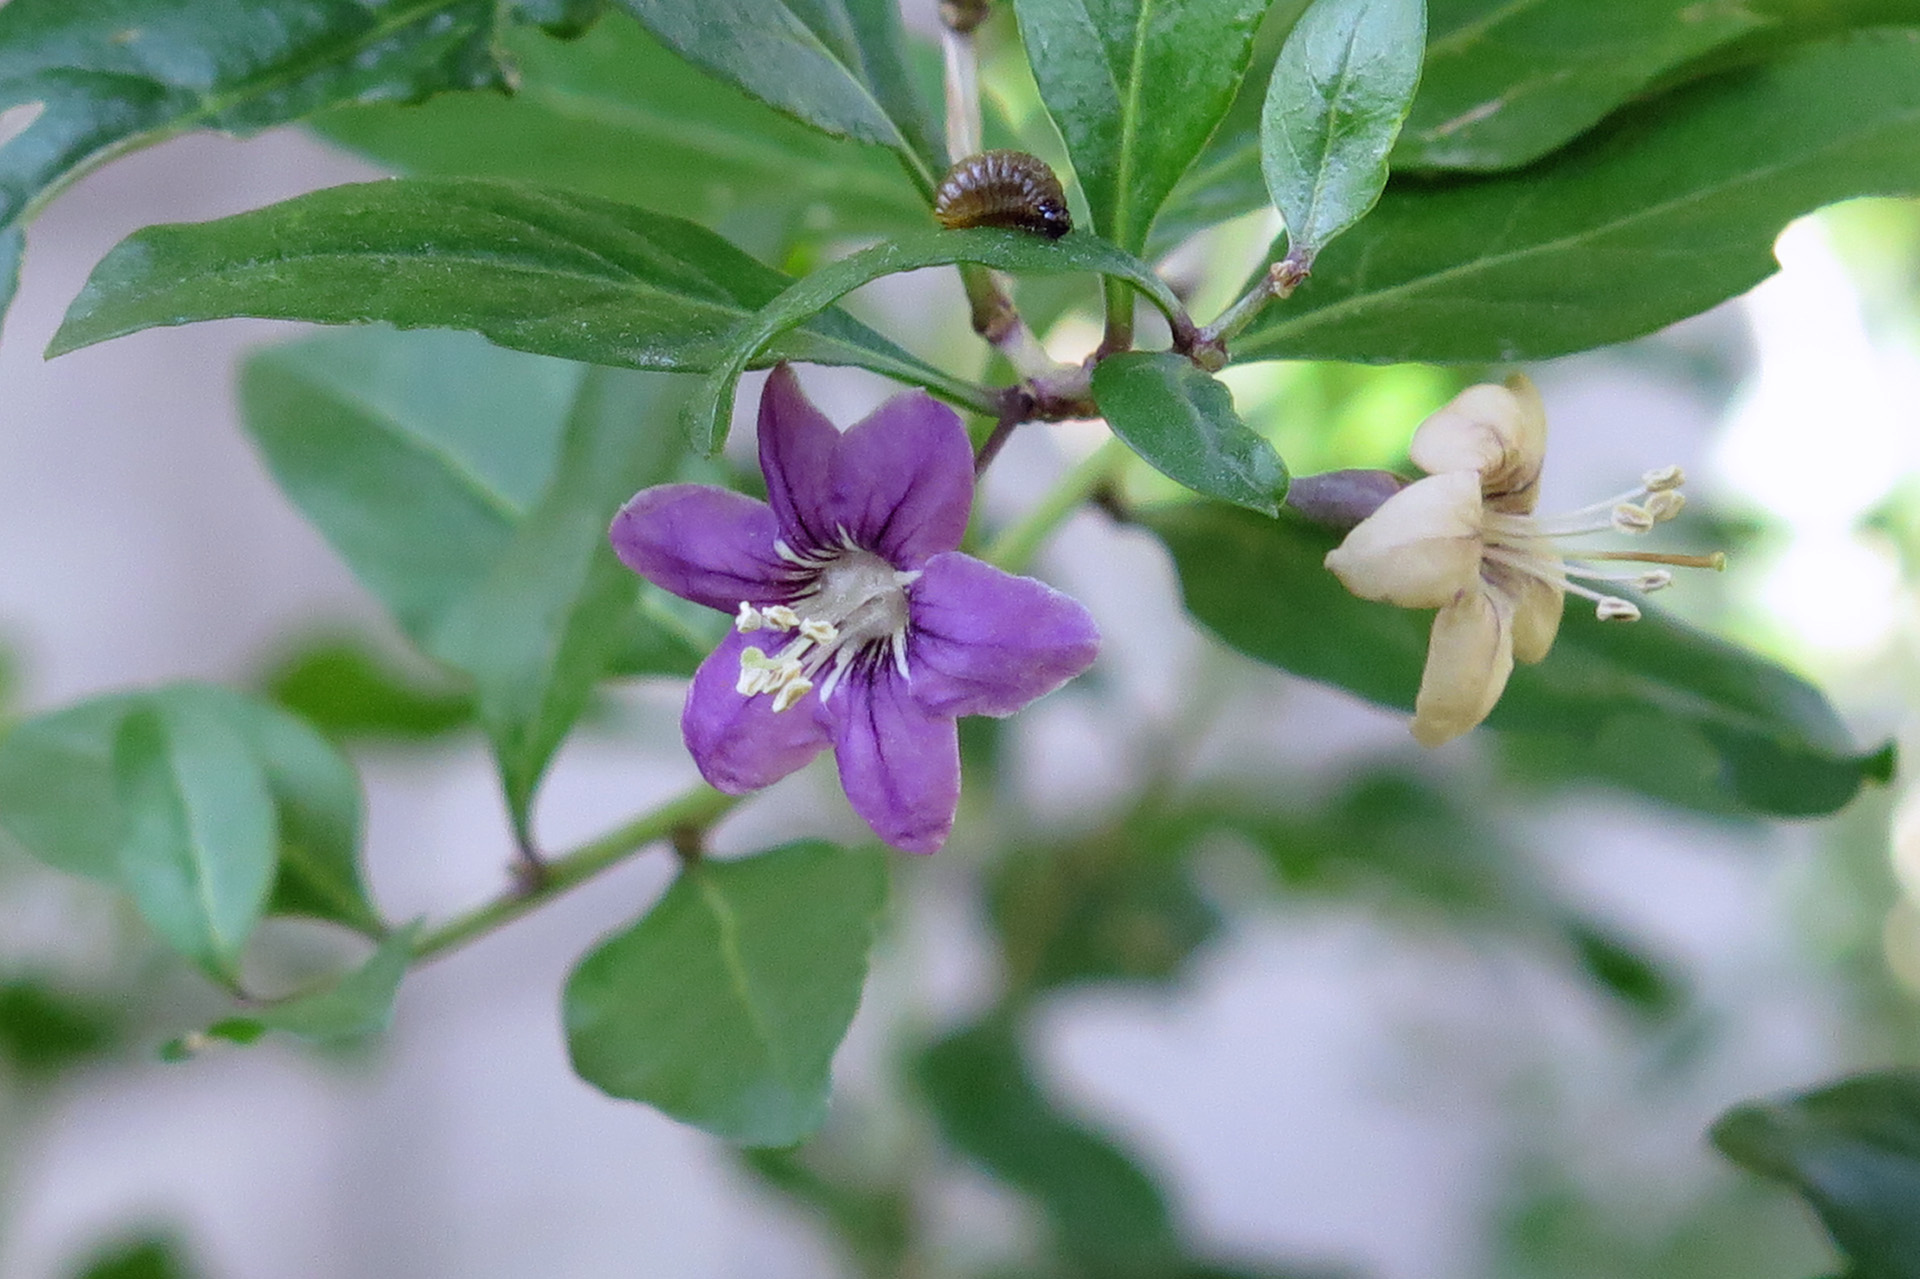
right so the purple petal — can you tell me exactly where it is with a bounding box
[825,390,974,567]
[906,553,1100,718]
[758,364,840,552]
[610,485,788,613]
[682,630,832,793]
[830,664,960,854]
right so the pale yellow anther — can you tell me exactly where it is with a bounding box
[735,602,764,632]
[1644,490,1685,522]
[800,618,837,644]
[763,605,801,630]
[1596,597,1641,621]
[1642,465,1685,492]
[771,678,813,713]
[1636,570,1673,591]
[735,645,774,695]
[1612,503,1655,534]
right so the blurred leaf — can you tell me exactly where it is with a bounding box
[431,367,682,835]
[49,179,953,401]
[0,0,513,321]
[1010,0,1272,251]
[1261,0,1425,259]
[604,592,716,679]
[919,1018,1182,1275]
[0,686,377,934]
[187,923,418,1049]
[1147,503,1886,817]
[263,636,474,741]
[614,0,942,178]
[990,831,1222,994]
[113,700,277,981]
[1396,0,1763,171]
[1712,1071,1920,1279]
[564,841,889,1146]
[513,0,608,35]
[1235,33,1920,364]
[1092,352,1289,515]
[1564,919,1682,1018]
[67,1234,202,1279]
[312,10,927,237]
[0,978,122,1081]
[685,225,1183,453]
[742,1146,912,1279]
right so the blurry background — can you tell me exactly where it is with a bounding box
[0,43,1917,1279]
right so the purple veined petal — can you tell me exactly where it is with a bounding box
[758,364,841,552]
[611,485,790,613]
[905,552,1099,718]
[830,662,961,854]
[683,630,833,794]
[824,389,974,568]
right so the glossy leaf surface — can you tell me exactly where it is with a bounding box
[1261,0,1426,258]
[1011,0,1272,250]
[1091,352,1288,515]
[1236,33,1920,364]
[1147,503,1888,817]
[50,179,948,395]
[565,841,888,1146]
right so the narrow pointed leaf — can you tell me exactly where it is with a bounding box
[565,841,888,1146]
[1091,352,1288,514]
[1146,503,1888,817]
[313,11,927,237]
[1261,0,1426,259]
[1012,0,1272,250]
[113,701,278,980]
[615,0,941,177]
[0,0,515,322]
[1712,1071,1920,1279]
[430,368,685,832]
[49,179,951,399]
[198,924,420,1047]
[1236,32,1920,364]
[685,225,1185,453]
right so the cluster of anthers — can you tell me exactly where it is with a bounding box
[730,539,919,715]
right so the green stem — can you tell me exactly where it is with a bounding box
[982,437,1128,574]
[410,783,741,963]
[1099,275,1135,354]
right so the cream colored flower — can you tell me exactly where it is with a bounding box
[1324,375,1721,746]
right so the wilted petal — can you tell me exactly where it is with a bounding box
[831,664,961,854]
[1411,588,1514,747]
[826,390,975,567]
[682,630,832,793]
[611,485,788,612]
[1410,375,1547,512]
[1487,558,1564,664]
[1324,471,1484,608]
[906,552,1100,718]
[758,364,841,551]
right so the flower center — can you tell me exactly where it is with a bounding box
[1479,466,1725,621]
[732,541,919,712]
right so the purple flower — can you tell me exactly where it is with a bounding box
[610,365,1100,853]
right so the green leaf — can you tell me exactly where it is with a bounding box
[0,0,513,321]
[205,924,419,1045]
[0,686,376,934]
[0,978,123,1081]
[564,841,888,1146]
[1145,503,1885,817]
[685,225,1184,453]
[312,11,927,238]
[1010,0,1273,251]
[1260,0,1426,260]
[1091,352,1288,515]
[918,1019,1181,1273]
[262,636,475,741]
[49,178,952,399]
[1712,1071,1920,1279]
[113,700,278,980]
[614,0,941,179]
[1396,0,1765,172]
[1235,32,1920,364]
[430,367,683,834]
[67,1234,203,1279]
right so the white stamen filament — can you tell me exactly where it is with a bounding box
[729,542,918,713]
